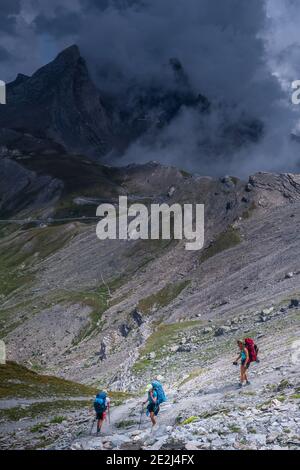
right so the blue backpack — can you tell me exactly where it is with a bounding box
[94,391,107,413]
[152,381,167,405]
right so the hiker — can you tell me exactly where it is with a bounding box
[93,391,110,434]
[143,384,159,426]
[142,381,167,427]
[233,339,251,387]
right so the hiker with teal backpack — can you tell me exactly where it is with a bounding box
[93,391,110,434]
[142,381,167,427]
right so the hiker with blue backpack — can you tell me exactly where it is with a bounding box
[93,391,110,434]
[142,381,167,427]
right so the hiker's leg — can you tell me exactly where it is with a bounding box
[245,364,250,384]
[240,365,244,383]
[150,411,156,426]
[241,365,246,383]
[97,418,103,433]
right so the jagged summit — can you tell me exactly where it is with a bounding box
[0,44,112,157]
[55,44,81,62]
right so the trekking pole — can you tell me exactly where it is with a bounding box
[90,417,96,435]
[138,406,144,430]
[108,407,111,424]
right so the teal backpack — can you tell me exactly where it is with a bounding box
[152,381,167,405]
[93,391,107,413]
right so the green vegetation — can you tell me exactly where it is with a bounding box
[291,394,300,400]
[0,246,33,298]
[30,423,47,433]
[137,281,190,315]
[0,361,97,399]
[115,419,137,429]
[277,395,286,402]
[242,201,257,219]
[277,379,291,392]
[248,428,257,434]
[228,425,241,433]
[200,226,241,263]
[125,238,178,269]
[230,176,240,186]
[179,369,204,387]
[242,391,256,396]
[180,169,192,178]
[0,399,91,422]
[50,415,65,424]
[70,287,110,344]
[200,408,230,419]
[181,416,199,426]
[108,391,132,403]
[58,277,125,344]
[0,223,81,299]
[133,319,202,373]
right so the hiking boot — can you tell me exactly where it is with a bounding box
[238,382,243,388]
[246,380,251,386]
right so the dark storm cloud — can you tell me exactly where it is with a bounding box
[34,8,82,38]
[0,0,21,34]
[75,0,297,175]
[0,45,11,62]
[76,0,281,120]
[79,0,140,12]
[0,0,299,175]
[0,0,21,16]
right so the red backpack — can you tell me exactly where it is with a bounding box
[244,338,258,362]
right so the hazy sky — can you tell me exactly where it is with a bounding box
[0,0,299,175]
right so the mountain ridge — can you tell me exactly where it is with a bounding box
[0,44,264,165]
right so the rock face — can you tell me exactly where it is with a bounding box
[0,45,112,158]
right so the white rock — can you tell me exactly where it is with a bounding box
[247,434,266,445]
[185,441,200,450]
[168,186,176,197]
[203,327,213,334]
[70,442,82,450]
[261,307,274,315]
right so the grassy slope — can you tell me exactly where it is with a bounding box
[200,226,241,262]
[133,320,202,372]
[0,361,97,399]
[137,281,190,315]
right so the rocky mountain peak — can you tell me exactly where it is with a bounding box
[55,44,81,64]
[0,44,112,157]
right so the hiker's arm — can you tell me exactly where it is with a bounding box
[233,352,241,364]
[245,347,250,364]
